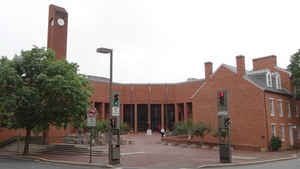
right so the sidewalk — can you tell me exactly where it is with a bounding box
[1,133,298,169]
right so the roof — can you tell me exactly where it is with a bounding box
[86,75,204,86]
[221,65,292,96]
[246,70,292,96]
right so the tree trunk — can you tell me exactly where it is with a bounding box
[23,128,31,155]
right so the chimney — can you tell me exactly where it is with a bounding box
[253,55,277,71]
[236,55,245,75]
[205,62,213,79]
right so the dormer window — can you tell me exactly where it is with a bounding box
[266,72,272,87]
[275,73,281,89]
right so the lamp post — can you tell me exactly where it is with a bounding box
[96,47,113,164]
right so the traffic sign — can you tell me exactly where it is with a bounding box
[87,107,97,127]
[112,106,120,117]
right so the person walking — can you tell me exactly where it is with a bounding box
[160,128,165,138]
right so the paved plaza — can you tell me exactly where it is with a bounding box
[0,133,299,169]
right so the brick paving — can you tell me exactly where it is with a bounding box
[1,133,298,169]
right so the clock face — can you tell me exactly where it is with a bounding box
[57,18,65,26]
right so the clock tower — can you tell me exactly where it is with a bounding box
[47,4,68,60]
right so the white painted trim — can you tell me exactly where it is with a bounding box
[247,69,270,75]
[190,81,207,99]
[266,71,272,87]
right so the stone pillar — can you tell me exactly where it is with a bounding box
[134,104,138,133]
[175,103,179,123]
[148,104,151,129]
[184,103,188,123]
[161,104,165,129]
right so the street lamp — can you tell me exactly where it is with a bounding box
[96,47,114,164]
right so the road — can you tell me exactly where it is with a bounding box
[0,155,300,169]
[212,158,300,169]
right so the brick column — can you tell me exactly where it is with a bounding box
[175,103,179,123]
[184,103,188,123]
[101,103,105,120]
[120,104,123,123]
[161,104,165,129]
[148,104,151,129]
[134,104,138,133]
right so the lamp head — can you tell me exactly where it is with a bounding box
[96,47,112,54]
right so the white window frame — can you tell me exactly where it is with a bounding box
[287,102,291,118]
[280,124,285,141]
[278,100,283,117]
[266,72,272,87]
[275,73,281,89]
[271,123,277,137]
[270,98,275,116]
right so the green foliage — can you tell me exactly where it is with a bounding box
[80,120,109,137]
[120,122,130,134]
[193,121,211,138]
[288,49,300,99]
[94,120,109,135]
[172,120,212,140]
[172,122,188,136]
[0,47,93,154]
[270,136,282,151]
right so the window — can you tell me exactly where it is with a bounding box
[298,127,300,140]
[272,124,276,136]
[266,72,272,87]
[275,74,281,89]
[270,99,275,116]
[279,100,283,117]
[280,124,285,141]
[287,102,291,118]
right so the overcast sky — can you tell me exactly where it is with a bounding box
[1,0,299,83]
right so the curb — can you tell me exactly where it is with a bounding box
[17,155,114,168]
[197,154,297,168]
[2,152,298,169]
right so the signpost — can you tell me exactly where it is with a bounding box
[87,107,97,163]
[217,90,232,163]
[110,91,121,164]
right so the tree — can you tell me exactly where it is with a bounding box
[0,47,93,155]
[288,49,300,99]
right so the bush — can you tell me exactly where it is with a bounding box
[172,122,188,136]
[193,122,211,139]
[270,136,282,151]
[120,122,130,134]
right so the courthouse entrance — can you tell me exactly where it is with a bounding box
[123,104,135,130]
[137,104,148,132]
[151,104,161,131]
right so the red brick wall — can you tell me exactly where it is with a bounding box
[253,55,277,71]
[47,5,68,60]
[192,66,267,149]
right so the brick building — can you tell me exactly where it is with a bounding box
[1,5,299,151]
